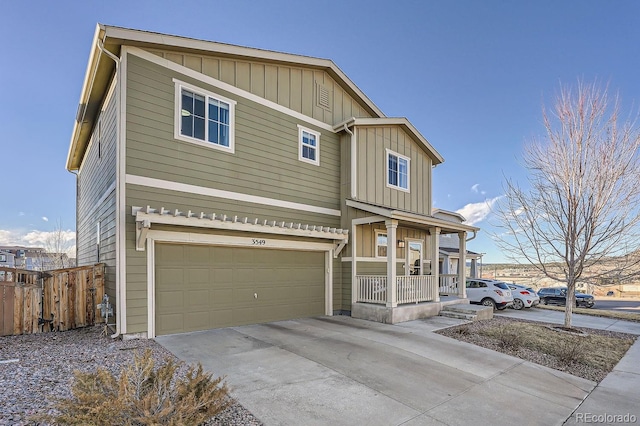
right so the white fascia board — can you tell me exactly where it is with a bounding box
[67,24,104,170]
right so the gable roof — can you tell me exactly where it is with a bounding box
[66,24,386,170]
[334,117,444,165]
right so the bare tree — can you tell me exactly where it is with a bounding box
[494,80,640,328]
[37,220,75,271]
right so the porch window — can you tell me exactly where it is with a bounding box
[386,149,410,191]
[375,231,387,257]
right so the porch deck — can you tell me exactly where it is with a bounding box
[351,295,469,324]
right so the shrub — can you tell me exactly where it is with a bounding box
[484,324,525,350]
[40,349,229,425]
[553,336,585,365]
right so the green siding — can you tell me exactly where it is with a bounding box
[125,53,341,211]
[77,79,118,303]
[354,125,433,216]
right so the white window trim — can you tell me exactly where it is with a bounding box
[375,230,388,258]
[298,125,320,166]
[385,148,410,192]
[173,78,237,154]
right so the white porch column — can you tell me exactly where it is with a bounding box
[458,231,467,298]
[470,258,477,278]
[386,219,398,308]
[430,227,440,302]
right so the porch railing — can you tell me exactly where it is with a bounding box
[439,274,459,295]
[396,275,436,304]
[355,275,387,304]
[355,275,436,305]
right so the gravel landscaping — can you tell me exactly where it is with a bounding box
[0,326,263,426]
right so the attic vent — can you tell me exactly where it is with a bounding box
[316,82,331,111]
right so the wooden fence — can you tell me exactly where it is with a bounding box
[0,264,104,336]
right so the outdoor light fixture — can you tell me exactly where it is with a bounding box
[397,240,405,248]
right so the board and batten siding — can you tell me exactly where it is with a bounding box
[355,126,432,216]
[125,53,340,212]
[145,48,373,126]
[76,79,118,302]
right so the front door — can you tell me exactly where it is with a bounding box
[407,241,423,275]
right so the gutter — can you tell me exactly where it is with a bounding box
[96,35,122,339]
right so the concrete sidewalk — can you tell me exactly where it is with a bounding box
[157,315,595,425]
[495,308,640,424]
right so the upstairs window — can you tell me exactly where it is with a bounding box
[386,149,410,191]
[174,79,236,153]
[298,125,320,165]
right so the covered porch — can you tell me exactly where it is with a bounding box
[346,200,480,324]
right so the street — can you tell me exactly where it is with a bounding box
[592,299,640,314]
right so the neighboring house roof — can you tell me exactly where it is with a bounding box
[432,209,466,223]
[67,24,387,171]
[439,247,481,256]
[334,117,444,166]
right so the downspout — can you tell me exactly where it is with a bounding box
[466,230,477,242]
[343,122,356,199]
[97,37,122,339]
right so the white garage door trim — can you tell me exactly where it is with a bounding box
[146,229,334,338]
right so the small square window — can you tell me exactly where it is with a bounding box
[174,79,236,153]
[298,125,320,165]
[386,149,410,191]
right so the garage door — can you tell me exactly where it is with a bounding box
[155,243,325,335]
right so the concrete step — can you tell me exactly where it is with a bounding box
[439,311,476,321]
[440,303,493,321]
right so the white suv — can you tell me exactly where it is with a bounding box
[465,279,514,310]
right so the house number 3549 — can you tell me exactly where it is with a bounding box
[252,239,266,245]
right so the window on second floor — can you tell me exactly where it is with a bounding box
[298,125,320,165]
[174,79,236,153]
[386,149,410,191]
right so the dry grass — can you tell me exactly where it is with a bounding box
[536,304,640,322]
[437,317,636,382]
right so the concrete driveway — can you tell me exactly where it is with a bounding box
[156,316,594,426]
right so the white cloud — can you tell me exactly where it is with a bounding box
[471,184,480,193]
[0,228,75,255]
[18,212,25,216]
[456,196,503,226]
[42,216,49,222]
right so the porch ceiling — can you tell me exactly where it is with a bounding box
[346,200,480,234]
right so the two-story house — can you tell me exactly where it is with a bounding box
[67,25,479,339]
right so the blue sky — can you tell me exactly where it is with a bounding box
[1,1,639,263]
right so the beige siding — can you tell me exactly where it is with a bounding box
[144,48,373,125]
[125,54,340,211]
[355,126,433,216]
[77,81,118,302]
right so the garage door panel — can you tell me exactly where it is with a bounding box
[156,244,325,335]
